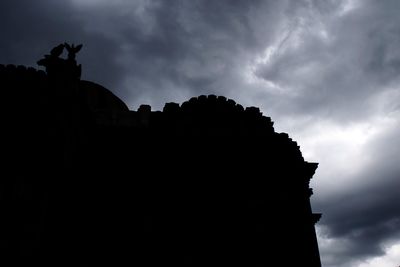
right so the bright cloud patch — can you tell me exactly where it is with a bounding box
[358,242,400,267]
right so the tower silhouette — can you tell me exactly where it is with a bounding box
[1,44,321,266]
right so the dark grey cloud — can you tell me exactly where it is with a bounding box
[306,111,400,266]
[1,1,400,266]
[254,0,400,122]
[68,0,287,109]
[249,4,400,264]
[316,163,400,266]
[0,0,126,99]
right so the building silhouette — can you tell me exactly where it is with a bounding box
[1,44,322,266]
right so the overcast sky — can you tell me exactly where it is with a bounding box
[1,0,400,266]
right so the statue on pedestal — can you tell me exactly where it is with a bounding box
[37,43,82,80]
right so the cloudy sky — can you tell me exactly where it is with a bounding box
[1,0,400,266]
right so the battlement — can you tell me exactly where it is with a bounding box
[0,64,47,80]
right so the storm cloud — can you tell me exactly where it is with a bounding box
[1,0,400,266]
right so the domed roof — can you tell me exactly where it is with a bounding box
[79,80,129,111]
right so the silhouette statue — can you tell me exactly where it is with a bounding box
[64,43,82,61]
[37,43,82,80]
[1,45,322,267]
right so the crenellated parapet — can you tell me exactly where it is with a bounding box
[0,64,47,81]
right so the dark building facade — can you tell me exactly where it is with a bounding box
[1,45,321,266]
